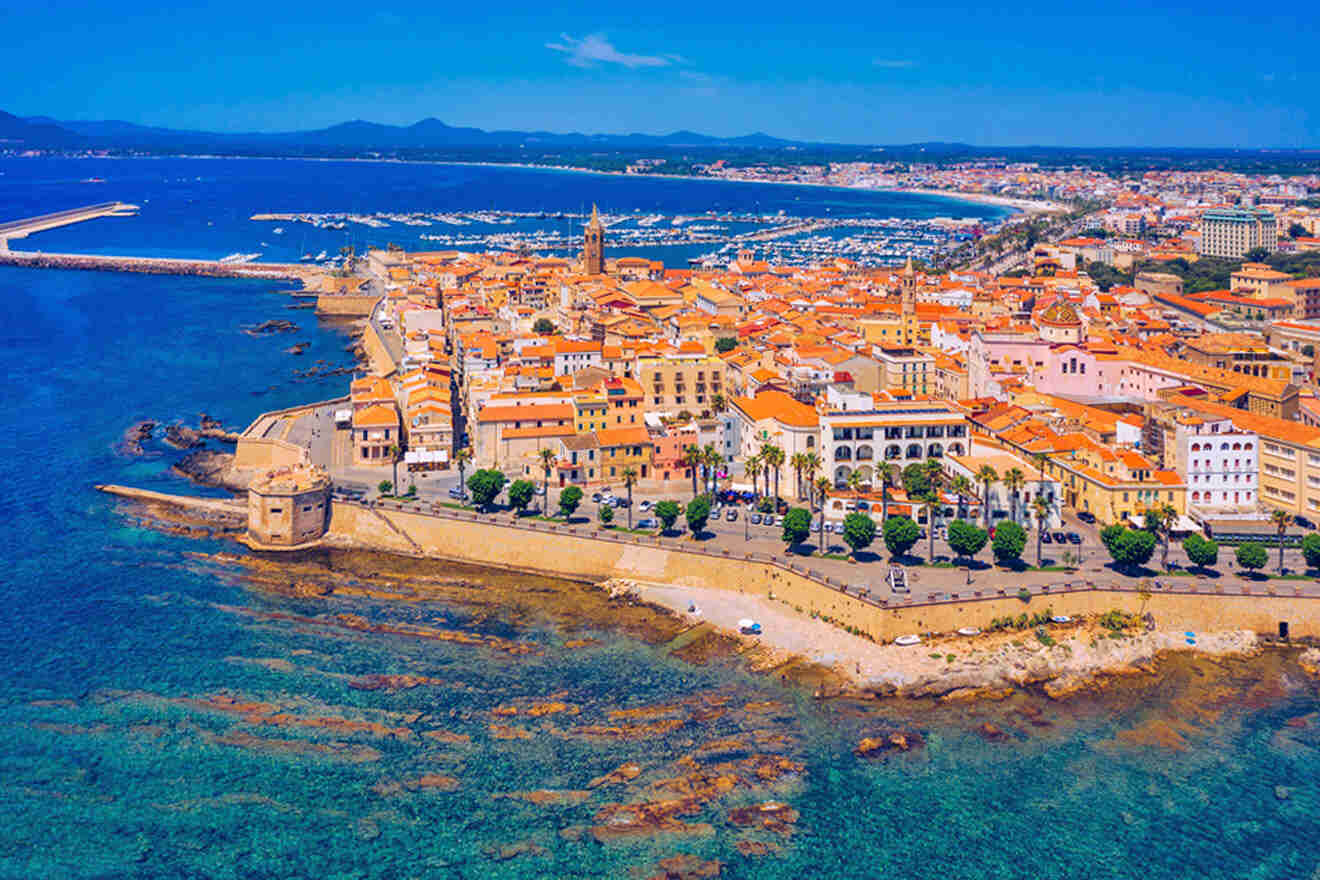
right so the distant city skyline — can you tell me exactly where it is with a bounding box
[5,0,1316,148]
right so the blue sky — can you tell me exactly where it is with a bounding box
[4,0,1316,147]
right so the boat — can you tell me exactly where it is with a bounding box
[1050,616,1072,624]
[273,227,285,234]
[300,253,313,261]
[957,627,981,636]
[737,619,762,635]
[894,635,922,646]
[315,250,328,260]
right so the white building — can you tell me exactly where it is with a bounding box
[1179,416,1258,512]
[818,386,970,488]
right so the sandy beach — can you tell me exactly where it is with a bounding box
[626,579,1260,698]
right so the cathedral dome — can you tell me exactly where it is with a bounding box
[1038,300,1081,326]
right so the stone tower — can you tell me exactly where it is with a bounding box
[583,204,605,275]
[899,256,918,345]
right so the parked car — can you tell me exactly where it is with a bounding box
[1066,532,1082,544]
[774,516,785,527]
[750,513,762,525]
[857,501,871,511]
[639,500,653,512]
[1041,531,1053,544]
[1076,511,1096,524]
[1053,531,1067,544]
[591,492,603,503]
[447,486,466,499]
[832,523,846,534]
[725,509,738,521]
[614,497,630,508]
[636,518,658,529]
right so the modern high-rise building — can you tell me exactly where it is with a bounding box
[1198,208,1277,259]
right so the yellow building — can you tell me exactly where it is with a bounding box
[636,348,726,415]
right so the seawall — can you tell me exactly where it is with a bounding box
[316,294,378,316]
[0,250,312,280]
[324,502,1320,643]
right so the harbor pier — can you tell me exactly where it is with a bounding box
[0,201,139,252]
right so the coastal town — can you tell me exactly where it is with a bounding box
[214,169,1320,585]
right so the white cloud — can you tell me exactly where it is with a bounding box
[873,58,916,69]
[546,33,683,69]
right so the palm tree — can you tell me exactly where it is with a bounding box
[790,452,808,500]
[951,475,973,520]
[1146,502,1178,571]
[386,444,401,496]
[682,444,703,498]
[847,469,864,497]
[760,443,785,503]
[876,461,899,526]
[803,452,822,496]
[1032,495,1050,566]
[538,447,557,508]
[621,466,638,529]
[453,447,473,502]
[1003,467,1026,524]
[711,392,727,414]
[702,444,721,495]
[814,475,832,554]
[975,465,999,531]
[1271,509,1295,574]
[745,455,762,503]
[921,491,939,562]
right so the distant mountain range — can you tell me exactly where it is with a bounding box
[2,110,806,151]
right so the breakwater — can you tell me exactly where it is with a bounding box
[0,249,313,281]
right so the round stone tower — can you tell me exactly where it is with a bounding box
[246,463,331,547]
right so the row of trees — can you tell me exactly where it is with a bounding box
[1102,504,1303,576]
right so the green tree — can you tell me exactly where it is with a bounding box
[992,520,1027,564]
[782,507,812,547]
[975,465,998,530]
[507,479,536,514]
[1301,532,1320,570]
[685,495,712,536]
[1236,541,1268,573]
[453,447,473,503]
[558,485,583,519]
[654,500,681,533]
[842,512,876,558]
[1289,223,1309,240]
[682,444,703,498]
[1245,247,1271,263]
[1100,523,1126,555]
[947,519,988,563]
[950,474,973,520]
[1145,502,1179,570]
[714,336,738,353]
[901,462,930,497]
[1003,467,1026,523]
[814,476,832,554]
[877,461,899,525]
[1107,528,1156,572]
[1032,495,1051,565]
[884,515,920,558]
[1271,509,1295,574]
[538,447,557,506]
[387,443,401,498]
[378,480,393,496]
[467,469,508,510]
[1182,533,1219,571]
[598,504,614,525]
[762,443,785,502]
[533,317,555,334]
[620,466,638,529]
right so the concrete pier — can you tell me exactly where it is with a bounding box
[0,202,138,251]
[0,249,314,281]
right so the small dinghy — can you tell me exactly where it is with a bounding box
[957,627,981,636]
[894,634,922,646]
[737,619,762,635]
[1051,615,1072,624]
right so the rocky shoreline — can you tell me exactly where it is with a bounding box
[615,578,1282,704]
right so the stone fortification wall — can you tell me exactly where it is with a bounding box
[360,321,397,377]
[326,503,1320,642]
[315,294,378,316]
[233,437,308,471]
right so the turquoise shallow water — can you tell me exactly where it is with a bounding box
[1,171,1319,877]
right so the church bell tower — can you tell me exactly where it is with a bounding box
[583,204,605,275]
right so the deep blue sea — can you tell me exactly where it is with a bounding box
[2,158,1319,879]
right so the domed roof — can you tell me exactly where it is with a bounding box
[1039,300,1081,326]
